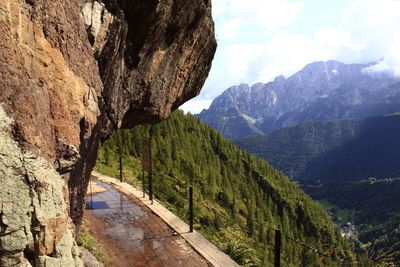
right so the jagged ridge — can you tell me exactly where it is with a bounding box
[198,60,400,139]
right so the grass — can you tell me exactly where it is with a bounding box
[79,227,108,265]
[94,150,143,189]
[318,198,353,223]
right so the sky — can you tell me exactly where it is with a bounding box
[180,0,400,114]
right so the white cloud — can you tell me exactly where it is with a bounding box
[209,28,364,89]
[179,99,213,114]
[183,0,400,113]
[217,18,241,39]
[363,45,400,77]
[340,0,400,77]
[213,0,304,36]
[342,0,400,28]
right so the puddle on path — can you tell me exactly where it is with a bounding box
[86,182,150,250]
[85,181,210,267]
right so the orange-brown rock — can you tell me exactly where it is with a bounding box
[0,0,216,265]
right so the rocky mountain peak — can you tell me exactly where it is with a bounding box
[198,60,400,139]
[273,75,286,83]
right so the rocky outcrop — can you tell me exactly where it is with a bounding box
[79,247,103,267]
[0,0,216,266]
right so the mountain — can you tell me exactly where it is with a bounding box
[198,60,400,139]
[95,111,356,266]
[235,114,400,181]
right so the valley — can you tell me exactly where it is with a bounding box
[303,178,400,264]
[235,115,400,181]
[197,60,400,266]
[232,115,400,263]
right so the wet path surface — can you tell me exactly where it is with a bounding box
[84,181,210,267]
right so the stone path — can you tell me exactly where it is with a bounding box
[90,171,240,267]
[84,180,210,267]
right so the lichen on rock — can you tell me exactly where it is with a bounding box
[0,105,82,266]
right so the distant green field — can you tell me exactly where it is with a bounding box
[318,198,353,224]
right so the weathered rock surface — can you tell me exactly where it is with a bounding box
[79,247,103,267]
[0,0,216,265]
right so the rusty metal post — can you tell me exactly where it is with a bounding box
[142,168,145,198]
[189,186,193,232]
[119,155,123,182]
[149,138,153,204]
[149,170,153,204]
[89,177,93,209]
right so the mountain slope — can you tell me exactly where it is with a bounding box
[235,114,400,181]
[236,115,400,264]
[302,178,400,265]
[95,111,355,266]
[198,60,400,139]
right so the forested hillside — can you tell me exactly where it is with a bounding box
[303,178,400,264]
[236,114,400,181]
[235,114,400,265]
[95,111,356,266]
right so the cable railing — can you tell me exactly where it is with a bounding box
[138,177,351,267]
[109,151,367,266]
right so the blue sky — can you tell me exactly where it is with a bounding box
[180,0,400,113]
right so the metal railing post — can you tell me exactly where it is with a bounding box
[274,228,281,267]
[119,155,123,182]
[189,186,194,232]
[89,178,93,209]
[142,169,145,198]
[149,171,153,204]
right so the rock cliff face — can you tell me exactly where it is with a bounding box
[0,0,216,266]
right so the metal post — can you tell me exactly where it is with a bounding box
[149,138,153,204]
[274,228,281,267]
[142,168,145,198]
[149,171,153,204]
[119,155,123,182]
[189,186,193,232]
[89,178,93,209]
[142,137,150,198]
